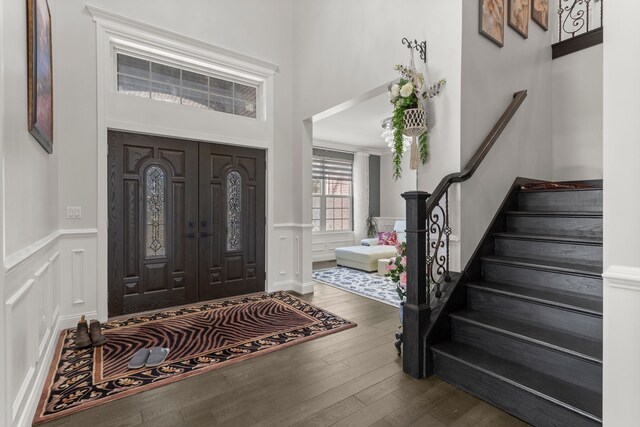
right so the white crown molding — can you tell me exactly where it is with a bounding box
[86,5,279,80]
[3,229,98,274]
[603,265,640,291]
[313,139,389,157]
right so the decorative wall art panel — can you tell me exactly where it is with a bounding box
[480,0,505,47]
[27,0,54,153]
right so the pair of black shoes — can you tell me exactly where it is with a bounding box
[74,315,107,349]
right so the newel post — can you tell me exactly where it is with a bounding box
[401,191,430,379]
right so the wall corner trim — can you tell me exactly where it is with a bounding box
[603,265,640,291]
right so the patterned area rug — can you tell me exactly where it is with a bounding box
[33,292,355,425]
[312,267,401,307]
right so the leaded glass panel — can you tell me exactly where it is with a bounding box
[145,165,166,257]
[226,171,242,251]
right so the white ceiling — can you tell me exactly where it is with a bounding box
[313,92,392,152]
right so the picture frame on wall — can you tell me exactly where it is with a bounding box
[531,0,549,31]
[508,0,530,39]
[27,0,54,154]
[479,0,505,47]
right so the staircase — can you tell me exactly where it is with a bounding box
[432,185,603,426]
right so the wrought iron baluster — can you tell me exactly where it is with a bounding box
[444,190,451,284]
[426,213,431,308]
[558,3,564,41]
[558,0,602,42]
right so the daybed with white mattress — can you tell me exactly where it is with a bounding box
[334,220,405,272]
[335,244,398,272]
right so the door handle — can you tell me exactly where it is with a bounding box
[185,232,196,239]
[200,232,213,237]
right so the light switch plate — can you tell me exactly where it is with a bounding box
[66,206,82,219]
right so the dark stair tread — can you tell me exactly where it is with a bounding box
[518,187,602,193]
[505,210,603,217]
[432,341,602,420]
[451,309,602,363]
[481,255,603,277]
[493,232,603,245]
[467,281,603,316]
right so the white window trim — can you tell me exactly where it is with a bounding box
[312,164,354,233]
[88,5,278,122]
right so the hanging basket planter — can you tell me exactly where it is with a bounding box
[403,108,427,138]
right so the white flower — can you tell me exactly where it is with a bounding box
[400,83,414,98]
[391,84,400,97]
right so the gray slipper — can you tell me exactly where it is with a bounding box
[145,347,170,367]
[128,348,150,369]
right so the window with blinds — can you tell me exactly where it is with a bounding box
[312,153,353,232]
[116,53,258,118]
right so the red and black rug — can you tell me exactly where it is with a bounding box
[33,292,355,425]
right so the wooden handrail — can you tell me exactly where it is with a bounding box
[424,90,528,214]
[400,90,528,379]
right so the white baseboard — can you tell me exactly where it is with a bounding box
[268,280,315,295]
[291,281,315,295]
[313,255,337,262]
[603,265,640,291]
[59,311,100,329]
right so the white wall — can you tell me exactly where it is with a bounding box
[602,1,640,424]
[1,1,69,426]
[2,0,59,257]
[458,0,554,265]
[552,45,603,181]
[0,0,6,422]
[293,0,464,286]
[379,152,416,218]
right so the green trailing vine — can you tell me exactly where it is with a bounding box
[388,67,446,181]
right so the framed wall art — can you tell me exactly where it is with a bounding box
[479,0,505,47]
[532,0,549,31]
[27,0,54,153]
[508,0,530,39]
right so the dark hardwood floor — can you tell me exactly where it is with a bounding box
[40,283,526,427]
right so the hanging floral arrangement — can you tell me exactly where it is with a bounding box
[388,64,446,180]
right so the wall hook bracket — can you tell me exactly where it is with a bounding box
[401,38,427,63]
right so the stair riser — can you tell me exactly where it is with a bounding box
[468,289,602,341]
[482,262,603,298]
[507,216,602,238]
[495,237,602,265]
[452,320,602,392]
[433,352,601,427]
[518,190,603,212]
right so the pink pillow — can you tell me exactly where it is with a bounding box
[378,231,398,246]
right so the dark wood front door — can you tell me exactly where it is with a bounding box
[108,132,266,316]
[198,143,266,300]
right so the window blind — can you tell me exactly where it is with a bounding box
[312,157,353,182]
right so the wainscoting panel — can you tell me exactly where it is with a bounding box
[71,249,85,305]
[311,231,354,262]
[270,224,314,294]
[4,246,60,427]
[58,232,98,322]
[6,278,36,423]
[3,229,96,427]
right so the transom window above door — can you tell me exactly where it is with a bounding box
[116,54,258,118]
[312,150,354,233]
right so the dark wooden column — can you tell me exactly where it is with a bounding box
[401,191,430,379]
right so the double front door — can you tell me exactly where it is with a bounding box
[107,131,265,316]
